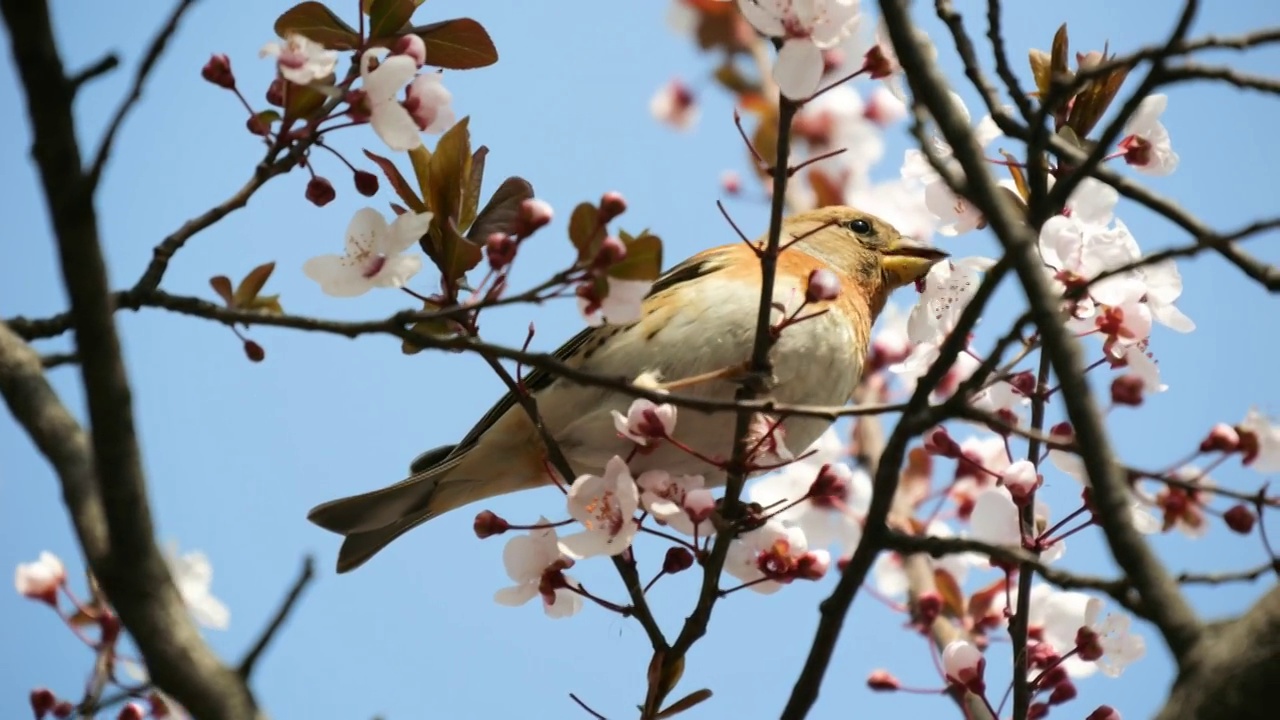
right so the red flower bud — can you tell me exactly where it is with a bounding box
[243,340,265,363]
[1087,706,1122,720]
[473,510,510,539]
[305,176,336,207]
[515,198,553,236]
[486,232,518,270]
[1110,374,1145,406]
[353,171,379,197]
[201,53,235,90]
[1048,680,1077,705]
[1224,504,1256,534]
[598,191,628,224]
[266,78,285,106]
[1200,423,1241,454]
[663,547,694,575]
[30,688,56,719]
[867,670,900,691]
[393,34,427,67]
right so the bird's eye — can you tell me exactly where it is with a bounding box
[846,218,872,235]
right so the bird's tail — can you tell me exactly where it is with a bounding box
[307,444,464,573]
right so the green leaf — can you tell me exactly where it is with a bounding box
[1050,23,1070,85]
[363,149,427,212]
[466,176,534,243]
[254,109,282,126]
[568,202,603,262]
[460,146,488,231]
[609,231,663,281]
[368,0,416,39]
[274,2,361,50]
[409,19,499,69]
[1028,49,1051,98]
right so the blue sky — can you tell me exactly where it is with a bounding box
[3,1,1279,718]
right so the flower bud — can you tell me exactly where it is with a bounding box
[100,610,122,646]
[864,85,907,126]
[52,701,74,718]
[915,591,942,626]
[1200,423,1240,454]
[1001,459,1042,505]
[243,340,265,363]
[30,688,56,719]
[1008,370,1037,398]
[808,464,850,508]
[305,176,336,207]
[805,268,841,302]
[662,547,694,575]
[1110,374,1145,406]
[1224,503,1256,534]
[353,171,379,197]
[795,550,830,580]
[1087,706,1122,720]
[866,670,900,691]
[265,78,285,106]
[594,235,627,268]
[393,34,427,67]
[515,198,554,236]
[941,640,985,694]
[1048,680,1077,705]
[1028,703,1049,720]
[720,170,741,196]
[473,510,510,539]
[862,45,895,79]
[598,191,627,224]
[1075,626,1103,661]
[118,703,145,720]
[1050,421,1074,438]
[486,232,518,270]
[683,488,715,523]
[924,426,960,457]
[201,54,235,89]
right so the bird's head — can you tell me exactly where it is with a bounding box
[781,205,949,303]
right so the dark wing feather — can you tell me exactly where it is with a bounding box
[420,250,726,467]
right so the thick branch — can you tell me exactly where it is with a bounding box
[1,1,261,717]
[882,0,1203,665]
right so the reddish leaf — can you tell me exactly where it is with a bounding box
[282,81,329,122]
[363,148,427,212]
[655,689,713,719]
[461,146,488,231]
[209,276,234,306]
[568,202,602,262]
[466,176,534,243]
[933,567,966,619]
[368,0,416,39]
[234,262,276,307]
[274,2,360,50]
[438,217,483,282]
[410,19,498,69]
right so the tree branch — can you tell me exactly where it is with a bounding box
[237,555,317,679]
[1,0,262,716]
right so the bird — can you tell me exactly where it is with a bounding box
[308,205,948,573]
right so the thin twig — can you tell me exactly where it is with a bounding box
[237,556,316,679]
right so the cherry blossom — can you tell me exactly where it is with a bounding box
[1119,94,1178,175]
[359,50,422,151]
[735,0,862,100]
[1238,407,1280,472]
[725,519,828,593]
[259,34,337,85]
[303,208,431,297]
[865,85,907,126]
[1029,585,1100,678]
[15,551,64,605]
[1001,459,1042,504]
[846,178,938,244]
[649,77,700,131]
[559,456,640,558]
[793,86,884,188]
[578,277,652,326]
[900,94,1003,235]
[872,521,974,598]
[1048,448,1161,533]
[906,256,997,345]
[750,447,870,551]
[968,487,1064,563]
[612,398,677,446]
[494,518,583,619]
[1108,344,1168,395]
[636,471,713,536]
[164,543,229,630]
[404,72,455,134]
[1079,597,1146,677]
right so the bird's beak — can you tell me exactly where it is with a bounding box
[881,238,950,288]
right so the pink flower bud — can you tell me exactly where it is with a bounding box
[1048,680,1077,705]
[594,235,627,268]
[1087,706,1122,720]
[473,510,510,539]
[15,552,64,607]
[1001,460,1041,504]
[683,488,715,523]
[201,53,235,90]
[246,114,271,137]
[863,45,895,79]
[1200,423,1240,454]
[30,688,56,719]
[393,34,427,67]
[344,89,371,122]
[864,85,907,126]
[1110,374,1145,406]
[243,340,265,363]
[1075,626,1103,661]
[866,670,900,691]
[720,170,741,196]
[353,171,379,197]
[924,426,960,457]
[916,591,942,626]
[305,176,336,207]
[808,463,850,509]
[118,703,145,720]
[1028,702,1049,720]
[486,232,518,270]
[598,191,628,224]
[1224,504,1256,534]
[795,550,830,581]
[516,198,554,236]
[662,547,694,574]
[805,268,841,303]
[941,640,985,694]
[1008,370,1037,397]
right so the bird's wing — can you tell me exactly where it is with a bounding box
[437,247,733,464]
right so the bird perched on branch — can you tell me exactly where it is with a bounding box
[308,206,947,572]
